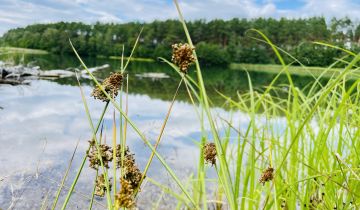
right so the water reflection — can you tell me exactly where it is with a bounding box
[0,53,331,106]
[0,77,249,208]
[0,54,318,208]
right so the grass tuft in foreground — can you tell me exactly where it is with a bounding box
[54,0,360,209]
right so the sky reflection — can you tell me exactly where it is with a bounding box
[0,79,245,208]
[0,75,293,208]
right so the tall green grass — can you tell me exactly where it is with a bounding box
[56,0,360,209]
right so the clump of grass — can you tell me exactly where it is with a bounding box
[87,139,143,204]
[61,27,199,210]
[55,1,360,209]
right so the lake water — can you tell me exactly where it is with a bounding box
[0,54,305,209]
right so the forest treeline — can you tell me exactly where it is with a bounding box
[1,17,359,66]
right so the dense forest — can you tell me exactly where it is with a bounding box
[1,17,360,66]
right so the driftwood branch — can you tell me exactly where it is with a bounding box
[0,63,110,85]
[0,79,29,85]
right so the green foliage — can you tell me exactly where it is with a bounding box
[195,42,230,66]
[1,17,359,66]
[294,43,340,66]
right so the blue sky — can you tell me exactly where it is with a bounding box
[0,0,359,35]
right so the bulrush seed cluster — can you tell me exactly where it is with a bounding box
[114,144,143,188]
[87,141,143,205]
[87,140,113,169]
[115,144,130,169]
[91,72,123,102]
[171,43,196,73]
[94,174,112,197]
[115,178,135,208]
[259,167,274,185]
[115,145,143,208]
[121,151,143,189]
[204,142,217,166]
[309,180,325,209]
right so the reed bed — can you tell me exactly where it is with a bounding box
[53,0,360,209]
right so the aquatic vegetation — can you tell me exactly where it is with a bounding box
[87,138,143,204]
[54,1,360,209]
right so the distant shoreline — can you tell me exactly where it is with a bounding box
[2,47,359,79]
[0,47,48,55]
[230,63,360,79]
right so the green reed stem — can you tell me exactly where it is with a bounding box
[173,1,236,209]
[52,140,79,210]
[88,167,98,210]
[61,100,109,210]
[135,77,184,196]
[70,41,198,208]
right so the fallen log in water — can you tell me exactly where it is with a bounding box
[0,63,110,85]
[39,70,76,78]
[0,79,29,85]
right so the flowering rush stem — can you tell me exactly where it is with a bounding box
[134,77,184,195]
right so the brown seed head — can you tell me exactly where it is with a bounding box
[91,72,123,102]
[259,167,274,185]
[122,151,143,189]
[115,178,135,208]
[115,144,130,169]
[171,43,196,74]
[203,142,217,166]
[115,144,143,188]
[87,143,113,170]
[114,145,144,208]
[94,174,112,197]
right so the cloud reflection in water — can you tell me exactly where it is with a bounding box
[0,78,278,208]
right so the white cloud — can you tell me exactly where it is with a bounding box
[301,0,360,19]
[84,8,123,22]
[0,17,20,24]
[173,0,267,20]
[0,78,264,176]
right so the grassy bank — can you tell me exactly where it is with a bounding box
[0,47,48,55]
[231,63,360,79]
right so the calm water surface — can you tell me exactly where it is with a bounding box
[0,54,300,209]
